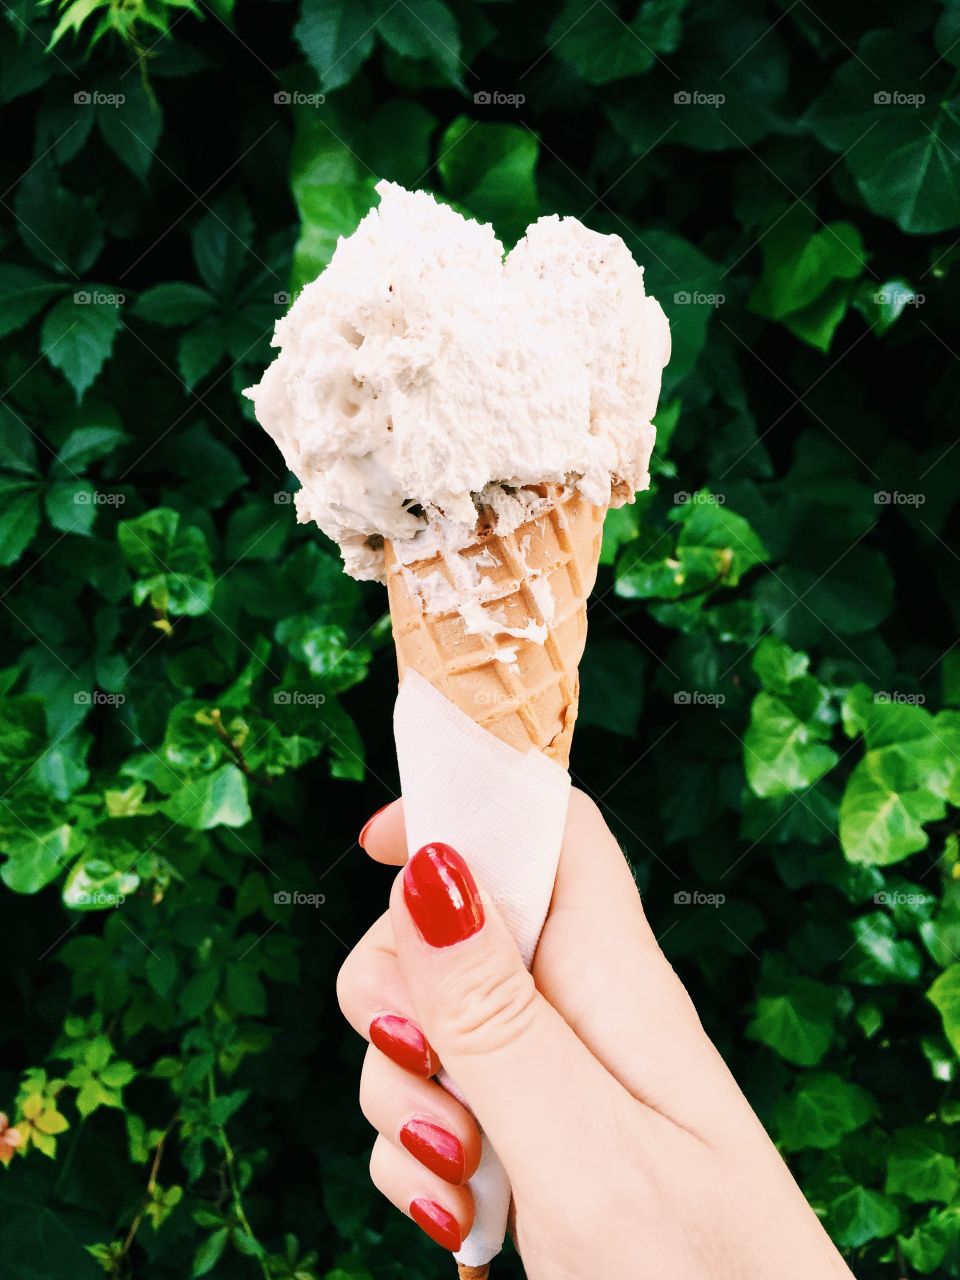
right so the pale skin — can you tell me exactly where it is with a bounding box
[337,790,856,1279]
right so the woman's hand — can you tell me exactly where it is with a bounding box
[337,790,854,1279]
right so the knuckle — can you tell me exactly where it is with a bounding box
[435,955,539,1057]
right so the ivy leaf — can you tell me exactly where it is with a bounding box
[774,1072,875,1151]
[744,688,838,798]
[548,0,685,84]
[928,966,960,1058]
[823,1178,901,1248]
[749,207,866,323]
[840,912,923,985]
[377,0,463,88]
[438,118,539,245]
[747,972,836,1065]
[900,1207,960,1273]
[807,30,960,234]
[0,824,73,894]
[294,0,375,92]
[886,1128,960,1205]
[840,749,946,865]
[41,296,121,402]
[160,764,252,830]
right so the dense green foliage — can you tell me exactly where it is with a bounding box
[0,0,958,1275]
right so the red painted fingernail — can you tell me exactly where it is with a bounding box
[359,803,391,850]
[369,1014,433,1077]
[403,843,484,948]
[410,1198,462,1251]
[401,1117,465,1185]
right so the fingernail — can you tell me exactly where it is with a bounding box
[403,843,484,948]
[410,1198,462,1251]
[369,1014,433,1077]
[359,803,391,851]
[401,1117,465,1185]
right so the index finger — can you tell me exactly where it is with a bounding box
[360,798,407,865]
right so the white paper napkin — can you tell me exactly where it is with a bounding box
[394,671,571,1268]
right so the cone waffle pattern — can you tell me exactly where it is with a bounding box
[385,489,605,767]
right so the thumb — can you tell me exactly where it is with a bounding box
[389,842,621,1183]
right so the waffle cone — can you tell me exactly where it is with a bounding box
[384,487,605,768]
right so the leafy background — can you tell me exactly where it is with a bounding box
[0,0,959,1276]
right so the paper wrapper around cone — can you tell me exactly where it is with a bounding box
[386,486,605,1275]
[384,487,606,768]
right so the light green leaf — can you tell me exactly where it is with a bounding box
[160,764,252,830]
[774,1072,875,1151]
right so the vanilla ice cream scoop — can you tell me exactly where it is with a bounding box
[244,181,670,582]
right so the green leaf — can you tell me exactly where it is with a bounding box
[0,824,72,894]
[225,962,267,1016]
[774,1072,875,1151]
[840,749,946,865]
[886,1128,960,1205]
[160,764,252,830]
[840,912,923,985]
[181,966,220,1019]
[928,966,960,1058]
[0,264,66,337]
[749,207,866,322]
[377,0,463,88]
[62,857,138,911]
[193,1227,230,1277]
[438,118,539,245]
[807,31,960,234]
[294,0,375,92]
[41,296,121,401]
[744,690,838,798]
[135,283,216,327]
[97,80,163,180]
[547,0,685,84]
[54,425,128,473]
[824,1179,901,1248]
[900,1207,960,1273]
[0,479,41,566]
[747,973,836,1066]
[118,508,215,617]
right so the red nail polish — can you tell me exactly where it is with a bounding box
[403,843,484,948]
[401,1117,465,1184]
[410,1198,462,1251]
[369,1014,433,1077]
[359,803,391,850]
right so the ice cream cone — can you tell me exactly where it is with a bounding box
[384,486,606,768]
